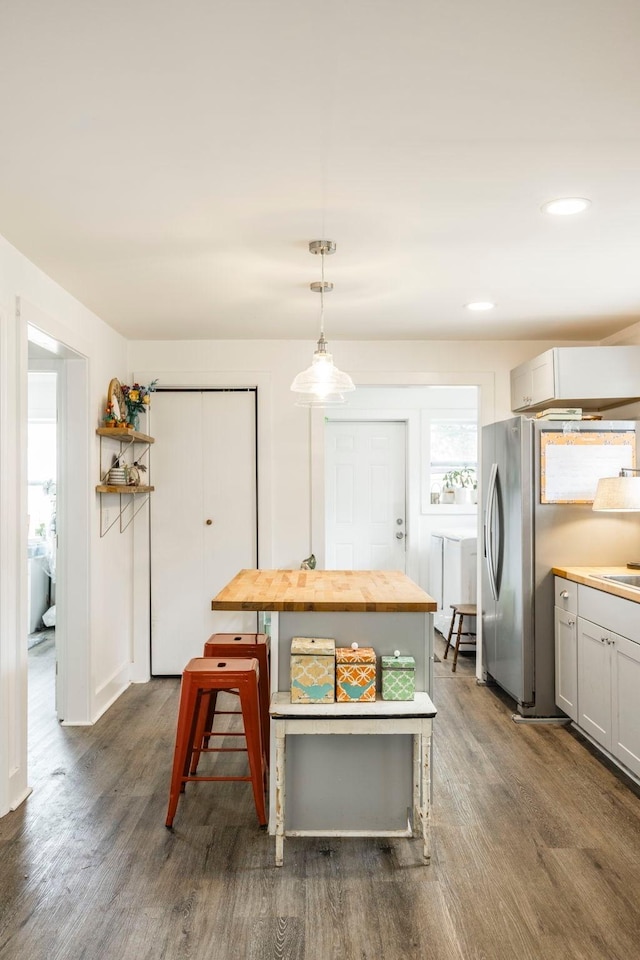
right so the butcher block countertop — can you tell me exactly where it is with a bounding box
[211,569,437,613]
[552,565,640,604]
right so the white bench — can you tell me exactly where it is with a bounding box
[269,691,437,866]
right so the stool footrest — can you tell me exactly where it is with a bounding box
[183,775,253,783]
[204,731,247,738]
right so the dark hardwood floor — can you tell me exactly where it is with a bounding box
[1,635,638,959]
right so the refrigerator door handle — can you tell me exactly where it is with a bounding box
[484,462,499,600]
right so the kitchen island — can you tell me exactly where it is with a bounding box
[212,569,437,841]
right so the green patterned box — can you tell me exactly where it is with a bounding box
[381,653,415,701]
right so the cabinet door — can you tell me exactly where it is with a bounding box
[510,351,555,411]
[529,351,555,406]
[611,633,640,778]
[510,364,531,411]
[555,606,578,721]
[577,617,611,750]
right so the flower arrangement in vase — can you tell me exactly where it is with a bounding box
[121,379,158,431]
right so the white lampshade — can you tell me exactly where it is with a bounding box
[592,475,640,511]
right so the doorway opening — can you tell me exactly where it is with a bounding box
[318,383,481,673]
[25,320,90,739]
[27,368,58,755]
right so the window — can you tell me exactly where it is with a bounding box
[419,388,479,510]
[430,419,477,490]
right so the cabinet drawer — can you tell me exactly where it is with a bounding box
[554,577,577,614]
[578,585,640,643]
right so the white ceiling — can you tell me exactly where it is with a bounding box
[2,0,640,342]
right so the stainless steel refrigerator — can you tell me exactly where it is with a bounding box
[482,416,640,718]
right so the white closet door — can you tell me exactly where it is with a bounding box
[150,390,257,674]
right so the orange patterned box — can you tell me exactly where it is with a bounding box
[336,643,376,702]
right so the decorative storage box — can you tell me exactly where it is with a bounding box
[290,636,336,703]
[381,651,416,701]
[336,643,377,702]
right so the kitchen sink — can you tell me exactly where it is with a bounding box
[599,574,640,589]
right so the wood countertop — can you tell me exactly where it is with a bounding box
[211,569,437,612]
[552,565,640,604]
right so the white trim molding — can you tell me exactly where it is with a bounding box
[0,300,29,816]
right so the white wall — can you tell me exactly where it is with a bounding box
[0,234,131,817]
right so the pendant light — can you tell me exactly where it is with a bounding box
[290,240,355,406]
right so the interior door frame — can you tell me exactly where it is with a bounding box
[23,316,91,725]
[323,415,413,576]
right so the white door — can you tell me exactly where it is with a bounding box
[325,420,406,571]
[150,390,257,674]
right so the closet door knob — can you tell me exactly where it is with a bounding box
[206,519,213,526]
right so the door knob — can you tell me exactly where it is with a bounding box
[396,531,404,540]
[206,519,213,526]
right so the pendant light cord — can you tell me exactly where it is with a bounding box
[319,249,325,339]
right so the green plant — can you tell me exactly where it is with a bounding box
[442,466,476,489]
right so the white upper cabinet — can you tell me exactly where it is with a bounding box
[510,346,640,412]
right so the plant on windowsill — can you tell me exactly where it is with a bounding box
[441,467,476,505]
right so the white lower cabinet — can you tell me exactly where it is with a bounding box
[555,579,640,781]
[554,606,578,722]
[611,633,640,777]
[577,617,613,751]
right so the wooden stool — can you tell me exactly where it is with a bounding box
[165,657,267,828]
[443,604,477,672]
[192,633,270,771]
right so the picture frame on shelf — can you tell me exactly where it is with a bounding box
[107,378,126,423]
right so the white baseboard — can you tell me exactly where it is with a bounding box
[92,662,130,723]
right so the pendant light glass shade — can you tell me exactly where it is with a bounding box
[290,240,355,407]
[290,334,355,406]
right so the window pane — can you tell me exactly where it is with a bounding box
[431,421,477,464]
[430,421,477,491]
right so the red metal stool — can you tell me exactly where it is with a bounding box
[192,633,270,772]
[443,603,477,672]
[165,657,267,828]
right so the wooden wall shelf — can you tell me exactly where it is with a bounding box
[96,427,155,443]
[96,427,155,535]
[96,484,155,495]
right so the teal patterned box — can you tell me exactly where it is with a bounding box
[381,653,415,701]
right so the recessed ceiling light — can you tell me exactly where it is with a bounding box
[541,197,591,216]
[466,301,495,312]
